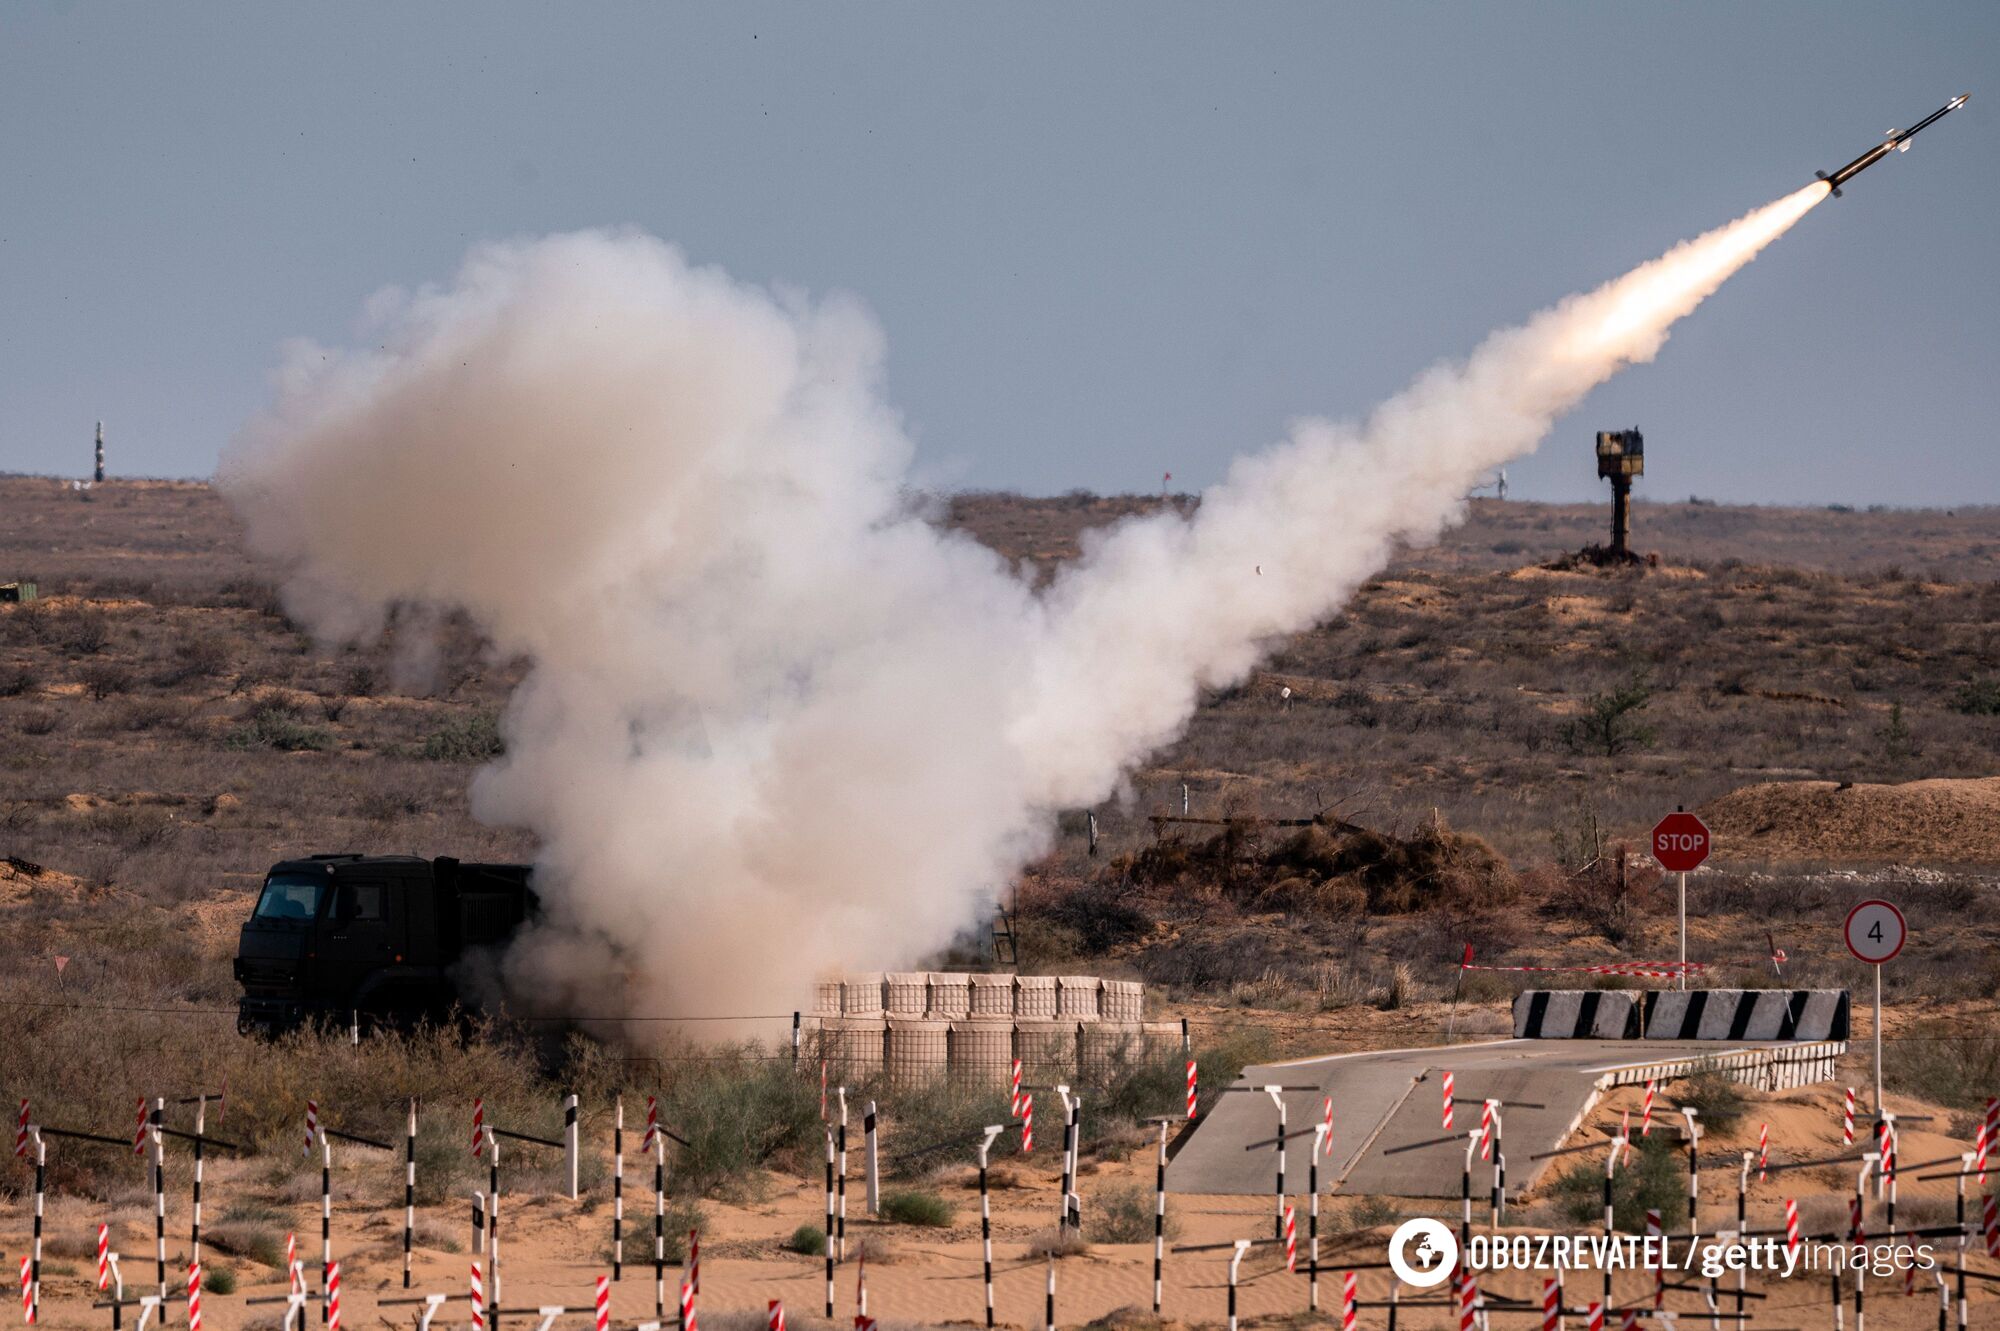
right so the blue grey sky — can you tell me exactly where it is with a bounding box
[2,3,1991,503]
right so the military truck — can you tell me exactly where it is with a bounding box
[233,854,536,1034]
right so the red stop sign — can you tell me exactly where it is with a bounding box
[1652,812,1711,872]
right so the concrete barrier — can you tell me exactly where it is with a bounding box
[1513,989,1643,1039]
[1642,989,1850,1041]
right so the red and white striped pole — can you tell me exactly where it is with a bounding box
[1457,1272,1477,1331]
[132,1099,148,1158]
[679,1272,696,1331]
[11,1101,25,1159]
[1318,1097,1334,1159]
[469,1262,484,1331]
[1442,1072,1454,1131]
[1479,1100,1496,1162]
[767,1301,784,1331]
[1979,1097,1997,1183]
[1020,1093,1034,1154]
[1186,1061,1198,1120]
[1011,1060,1023,1118]
[1842,1087,1856,1147]
[470,1099,486,1159]
[1585,1301,1603,1331]
[1640,1080,1656,1137]
[1783,1198,1802,1258]
[642,1097,658,1155]
[304,1101,318,1156]
[187,1263,202,1331]
[594,1274,609,1331]
[1340,1271,1357,1331]
[1541,1277,1560,1331]
[1757,1123,1769,1182]
[1982,1192,1998,1258]
[18,1256,31,1326]
[1282,1204,1297,1273]
[97,1226,110,1293]
[325,1262,341,1331]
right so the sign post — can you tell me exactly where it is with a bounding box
[1844,899,1907,1120]
[1651,810,1711,991]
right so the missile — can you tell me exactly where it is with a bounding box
[1817,93,1969,196]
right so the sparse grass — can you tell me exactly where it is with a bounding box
[1086,1183,1177,1244]
[1024,1227,1091,1260]
[877,1189,954,1228]
[1547,1134,1687,1232]
[1674,1065,1748,1134]
[1887,1022,2000,1110]
[423,713,504,762]
[225,704,333,752]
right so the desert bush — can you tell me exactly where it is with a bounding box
[1887,1023,2000,1110]
[155,631,232,685]
[225,705,332,753]
[1547,1134,1685,1232]
[657,1046,820,1198]
[0,665,38,696]
[204,1266,238,1295]
[1559,667,1658,757]
[1328,1196,1402,1235]
[786,1224,826,1256]
[878,1189,954,1228]
[423,713,504,762]
[1024,1226,1091,1260]
[1950,678,2000,716]
[1674,1065,1747,1134]
[56,607,112,655]
[1087,1182,1178,1243]
[80,661,135,699]
[17,708,61,736]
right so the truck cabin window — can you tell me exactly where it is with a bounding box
[253,874,324,922]
[331,881,386,923]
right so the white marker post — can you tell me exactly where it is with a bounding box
[1843,898,1908,1118]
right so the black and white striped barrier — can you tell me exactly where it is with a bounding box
[1642,988,1850,1040]
[1512,990,1643,1039]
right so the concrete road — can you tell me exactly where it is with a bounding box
[1166,1039,1791,1199]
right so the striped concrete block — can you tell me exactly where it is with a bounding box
[1642,989,1850,1041]
[1512,990,1643,1039]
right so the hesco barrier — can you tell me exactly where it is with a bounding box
[947,1020,1014,1089]
[1512,989,1643,1039]
[808,975,1170,1087]
[1512,988,1851,1041]
[885,1017,948,1086]
[1642,988,1850,1041]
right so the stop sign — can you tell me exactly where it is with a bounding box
[1652,812,1711,872]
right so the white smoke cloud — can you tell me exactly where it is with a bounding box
[220,187,1825,1031]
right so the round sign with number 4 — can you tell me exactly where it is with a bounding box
[1844,898,1907,965]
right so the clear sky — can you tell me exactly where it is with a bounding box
[2,3,1991,503]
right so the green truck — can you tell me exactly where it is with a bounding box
[232,853,536,1034]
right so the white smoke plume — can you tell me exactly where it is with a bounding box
[221,184,1826,1030]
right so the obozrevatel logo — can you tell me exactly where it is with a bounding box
[1388,1218,1458,1288]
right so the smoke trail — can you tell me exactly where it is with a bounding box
[220,186,1824,1028]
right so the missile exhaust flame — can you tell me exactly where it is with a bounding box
[222,180,1833,1033]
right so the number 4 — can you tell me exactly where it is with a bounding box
[1868,921,1884,942]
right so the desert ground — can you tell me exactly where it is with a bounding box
[2,476,1998,1329]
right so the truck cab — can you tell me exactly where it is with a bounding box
[234,853,535,1035]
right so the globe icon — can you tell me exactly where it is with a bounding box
[1410,1234,1440,1269]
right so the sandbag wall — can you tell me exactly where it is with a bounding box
[815,974,1166,1086]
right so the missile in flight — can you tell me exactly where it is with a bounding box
[1817,93,1969,197]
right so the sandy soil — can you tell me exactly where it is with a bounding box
[6,1079,1992,1331]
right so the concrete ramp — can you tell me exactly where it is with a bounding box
[1165,1038,1843,1199]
